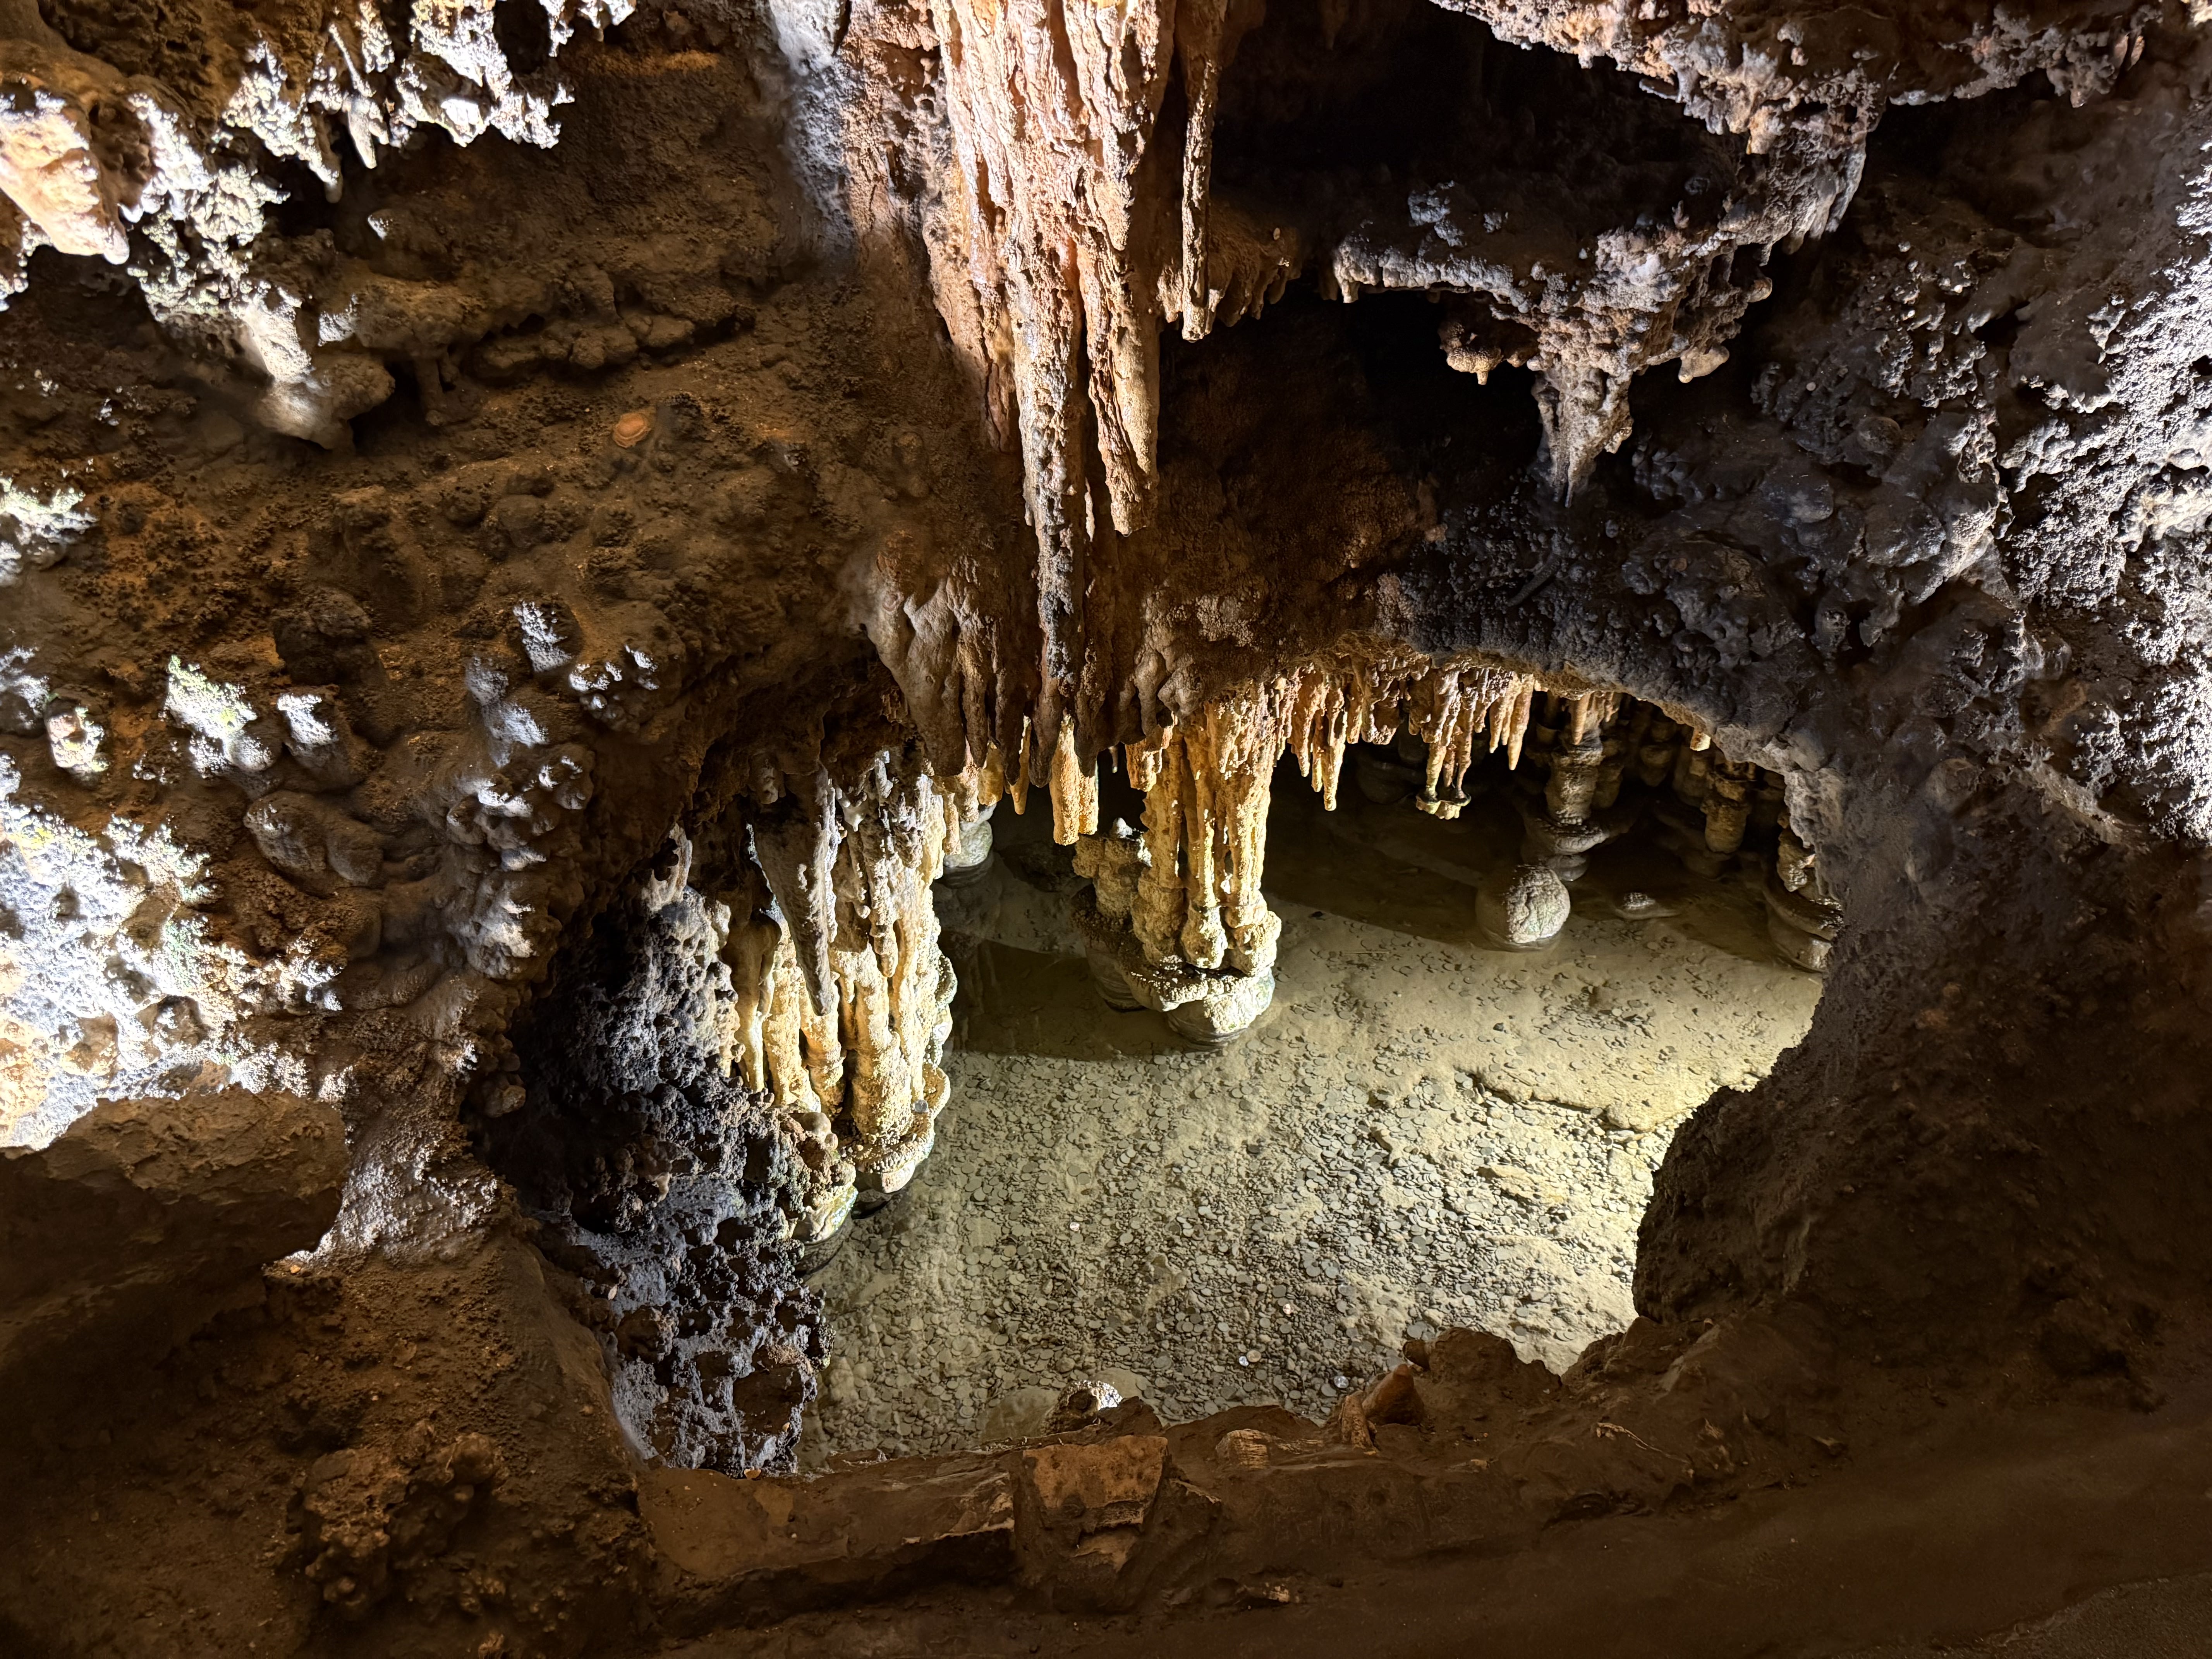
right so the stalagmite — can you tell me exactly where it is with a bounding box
[1539,723,1599,840]
[940,798,998,887]
[1673,742,1712,805]
[1070,821,1149,1012]
[1632,709,1679,790]
[1702,757,1757,858]
[1594,718,1631,812]
[1478,862,1571,951]
[1511,692,1632,887]
[1060,643,1828,1037]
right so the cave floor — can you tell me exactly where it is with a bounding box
[710,1378,2212,1659]
[803,775,1821,1462]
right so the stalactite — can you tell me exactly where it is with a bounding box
[926,0,1271,745]
[1281,651,1417,811]
[1082,651,1579,1037]
[709,749,974,1240]
[719,860,782,1096]
[1048,717,1101,847]
[1161,649,1644,845]
[1065,646,1843,1031]
[927,0,1270,530]
[1122,686,1283,976]
[1005,717,1036,818]
[1403,657,1538,818]
[747,767,843,1021]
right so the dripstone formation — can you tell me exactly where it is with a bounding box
[5,1,2212,1654]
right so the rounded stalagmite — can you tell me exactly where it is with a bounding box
[1478,862,1571,950]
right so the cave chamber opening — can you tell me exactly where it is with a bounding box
[799,691,1835,1463]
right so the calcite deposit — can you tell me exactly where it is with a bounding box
[5,0,2212,1653]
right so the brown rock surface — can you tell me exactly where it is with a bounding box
[0,1087,344,1395]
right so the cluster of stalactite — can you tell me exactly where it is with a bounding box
[1064,648,1676,1037]
[1496,689,1841,965]
[1061,650,1842,1046]
[910,0,1886,761]
[925,0,1284,747]
[706,654,1839,1240]
[700,750,1003,1245]
[1506,694,1720,880]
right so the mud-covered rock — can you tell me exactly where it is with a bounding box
[0,1089,345,1396]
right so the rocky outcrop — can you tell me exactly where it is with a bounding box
[711,746,971,1224]
[291,1425,507,1620]
[489,831,828,1473]
[0,1087,345,1398]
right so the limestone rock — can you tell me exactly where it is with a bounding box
[641,1457,1017,1623]
[1478,863,1571,951]
[0,1089,346,1395]
[1045,1378,1124,1434]
[1162,970,1276,1047]
[980,1386,1062,1446]
[292,1429,506,1619]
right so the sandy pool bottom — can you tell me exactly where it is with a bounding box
[802,776,1820,1463]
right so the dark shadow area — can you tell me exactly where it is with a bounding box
[1161,281,1546,496]
[949,940,1184,1063]
[481,863,823,1472]
[1211,0,1745,241]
